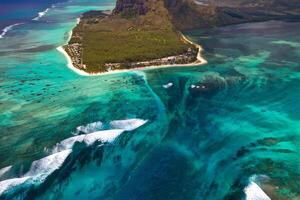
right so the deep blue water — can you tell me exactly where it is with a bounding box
[0,0,65,30]
[0,0,300,199]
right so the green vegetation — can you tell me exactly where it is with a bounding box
[82,30,191,72]
[67,0,195,73]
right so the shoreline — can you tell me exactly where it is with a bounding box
[57,21,207,77]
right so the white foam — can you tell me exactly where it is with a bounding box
[25,150,72,181]
[0,119,147,195]
[76,17,81,25]
[109,119,148,131]
[0,166,12,178]
[0,150,71,195]
[33,8,50,21]
[0,23,22,39]
[83,129,124,145]
[76,121,103,134]
[244,181,271,200]
[0,177,30,195]
[53,118,147,152]
[163,82,173,89]
[53,135,85,153]
[53,129,125,153]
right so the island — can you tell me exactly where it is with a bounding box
[61,0,300,74]
[61,0,207,74]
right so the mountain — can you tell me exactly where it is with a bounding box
[65,0,300,73]
[164,0,300,30]
[113,0,148,16]
[65,0,199,73]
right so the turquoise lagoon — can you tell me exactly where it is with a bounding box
[0,0,300,199]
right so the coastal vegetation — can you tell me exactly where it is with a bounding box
[64,0,300,73]
[65,0,197,73]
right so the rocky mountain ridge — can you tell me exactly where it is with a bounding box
[165,0,300,30]
[113,0,300,30]
[113,0,148,16]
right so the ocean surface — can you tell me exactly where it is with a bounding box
[0,0,300,199]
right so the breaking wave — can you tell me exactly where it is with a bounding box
[0,150,72,196]
[0,166,12,178]
[32,8,50,21]
[109,118,148,131]
[0,23,23,39]
[0,177,30,195]
[0,118,148,197]
[76,121,103,134]
[52,129,124,153]
[244,175,271,200]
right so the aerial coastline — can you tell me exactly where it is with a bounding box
[61,0,300,76]
[57,30,207,76]
[58,0,208,76]
[2,0,300,199]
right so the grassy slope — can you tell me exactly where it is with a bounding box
[71,0,193,73]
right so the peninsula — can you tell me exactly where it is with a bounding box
[62,0,300,74]
[62,0,206,74]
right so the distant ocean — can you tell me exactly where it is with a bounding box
[0,0,65,35]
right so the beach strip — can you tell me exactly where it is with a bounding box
[57,29,207,77]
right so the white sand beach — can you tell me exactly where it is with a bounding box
[57,26,207,77]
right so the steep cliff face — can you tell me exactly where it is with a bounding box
[164,0,300,30]
[113,0,148,16]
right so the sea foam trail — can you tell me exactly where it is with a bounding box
[244,181,271,200]
[0,23,22,39]
[0,150,72,196]
[109,119,148,131]
[33,8,50,21]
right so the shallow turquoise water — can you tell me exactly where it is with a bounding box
[0,0,300,199]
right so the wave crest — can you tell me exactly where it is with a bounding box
[76,121,103,134]
[109,119,148,131]
[0,118,147,197]
[244,175,271,200]
[52,129,124,153]
[0,23,23,39]
[0,150,71,196]
[32,8,50,21]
